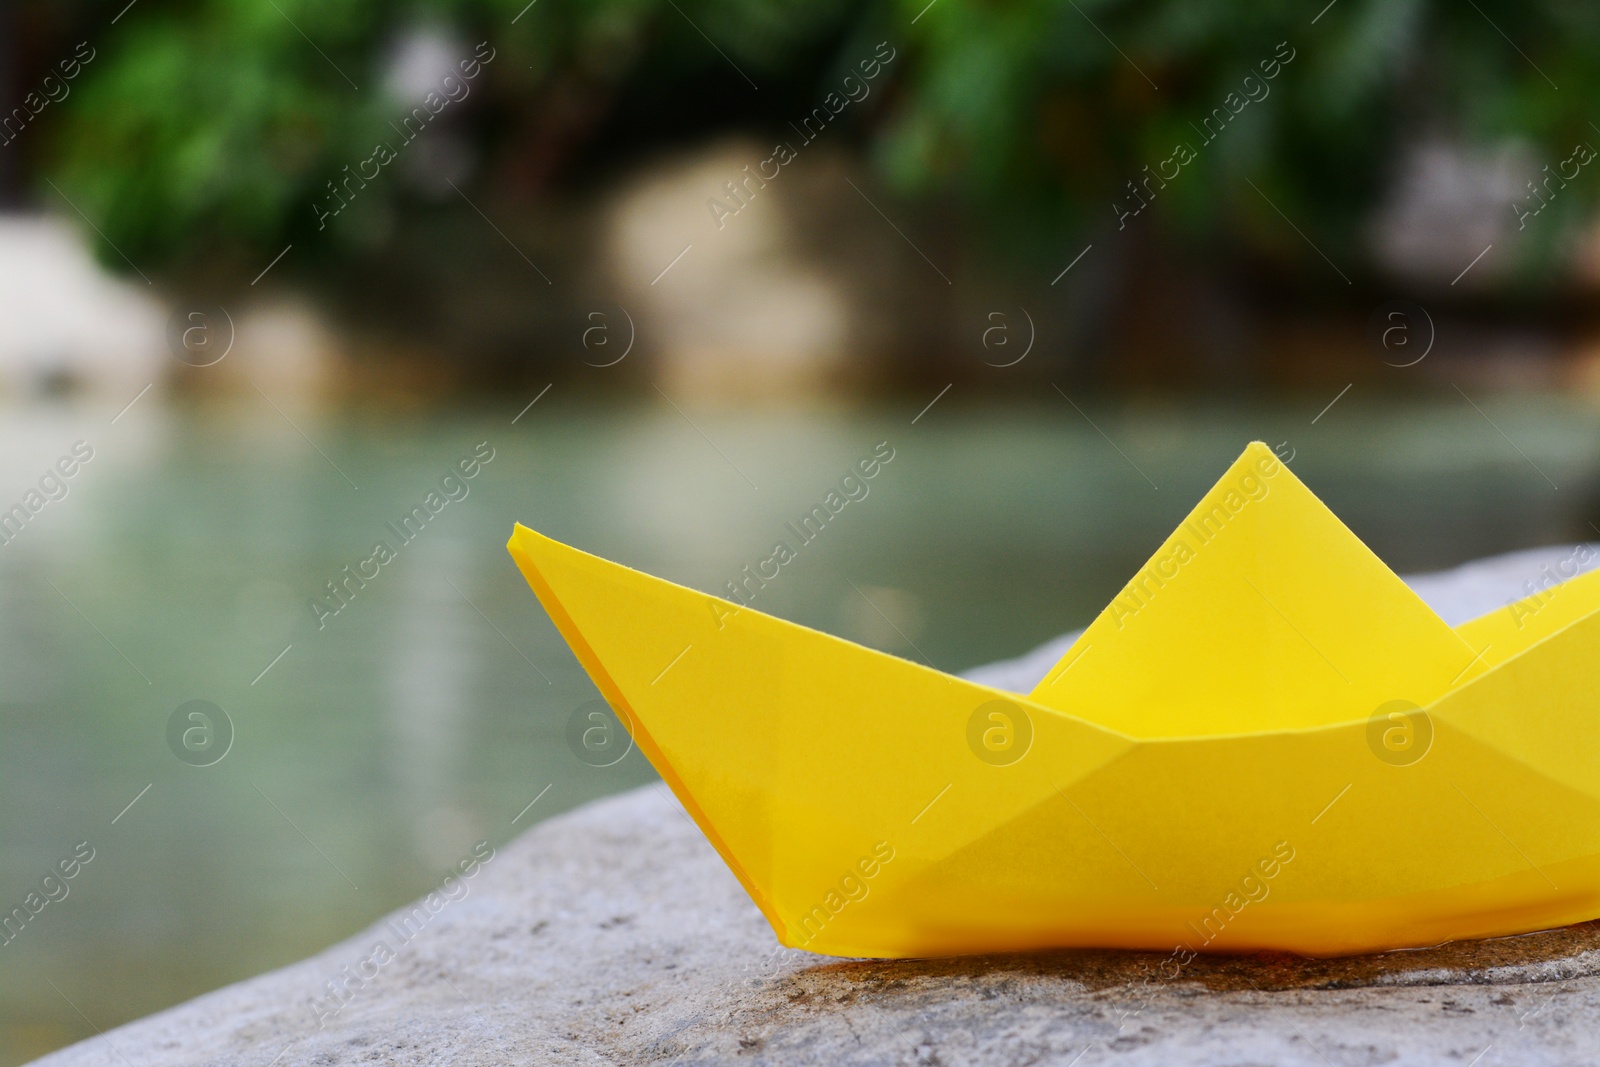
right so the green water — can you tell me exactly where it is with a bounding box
[4,390,1599,1063]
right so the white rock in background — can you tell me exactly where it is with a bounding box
[383,22,466,105]
[1367,139,1532,289]
[0,214,165,397]
[184,299,339,401]
[604,141,853,400]
[381,23,477,196]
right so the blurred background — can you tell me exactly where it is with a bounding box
[7,0,1600,1061]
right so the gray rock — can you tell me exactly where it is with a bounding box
[32,545,1600,1067]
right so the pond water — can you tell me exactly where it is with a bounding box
[4,389,1599,1063]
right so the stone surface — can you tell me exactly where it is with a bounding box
[32,544,1600,1067]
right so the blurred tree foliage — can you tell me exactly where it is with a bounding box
[15,0,1600,280]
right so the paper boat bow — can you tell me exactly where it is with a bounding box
[509,442,1600,958]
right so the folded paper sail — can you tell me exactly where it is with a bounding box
[508,442,1600,958]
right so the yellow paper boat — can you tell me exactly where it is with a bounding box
[508,442,1600,959]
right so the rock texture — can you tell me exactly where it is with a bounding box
[33,544,1600,1067]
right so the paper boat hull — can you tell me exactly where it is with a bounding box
[509,524,1600,958]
